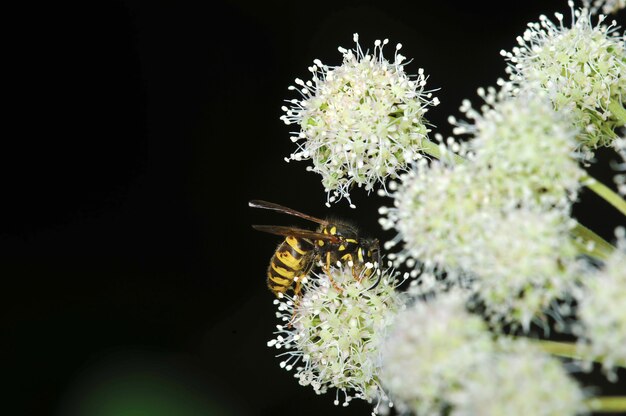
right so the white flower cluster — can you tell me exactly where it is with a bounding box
[576,228,626,379]
[467,207,580,331]
[380,160,486,274]
[448,339,586,416]
[379,291,495,415]
[452,87,584,208]
[267,265,404,410]
[265,4,626,413]
[379,292,585,416]
[588,0,626,14]
[281,33,439,207]
[501,2,626,154]
[381,91,582,330]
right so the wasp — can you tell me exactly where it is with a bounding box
[249,200,381,298]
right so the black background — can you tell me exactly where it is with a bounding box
[4,1,625,415]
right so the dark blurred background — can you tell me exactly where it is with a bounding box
[3,1,624,415]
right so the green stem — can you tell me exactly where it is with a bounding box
[608,98,626,125]
[527,338,626,368]
[586,397,626,413]
[583,175,626,217]
[571,237,609,262]
[420,138,466,165]
[529,339,582,360]
[570,222,615,261]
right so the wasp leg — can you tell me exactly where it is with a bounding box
[342,254,362,282]
[364,248,382,290]
[324,252,343,293]
[366,268,382,290]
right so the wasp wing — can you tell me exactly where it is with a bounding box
[249,200,327,225]
[252,225,339,242]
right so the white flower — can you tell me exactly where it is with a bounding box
[267,264,404,410]
[281,33,439,207]
[379,290,495,415]
[466,206,580,332]
[381,88,582,331]
[575,227,626,378]
[382,88,583,269]
[501,2,626,153]
[380,160,477,274]
[588,0,626,14]
[383,164,580,330]
[450,339,586,416]
[452,88,584,208]
[380,157,577,267]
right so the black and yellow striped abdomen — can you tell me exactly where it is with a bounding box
[267,236,315,296]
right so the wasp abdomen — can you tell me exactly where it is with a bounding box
[267,236,314,296]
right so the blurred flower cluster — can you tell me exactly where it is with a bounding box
[265,1,626,414]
